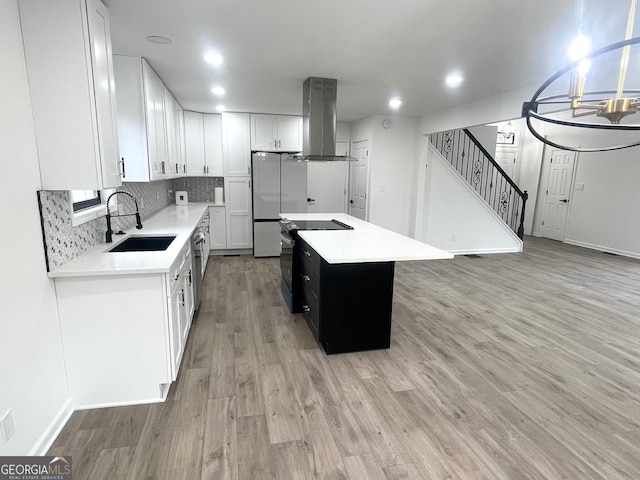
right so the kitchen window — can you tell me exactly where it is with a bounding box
[69,189,112,226]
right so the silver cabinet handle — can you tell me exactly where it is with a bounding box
[180,289,185,306]
[304,251,311,257]
[203,165,207,174]
[175,163,178,173]
[303,275,310,282]
[183,164,186,173]
[303,305,310,312]
[161,161,166,174]
[120,157,126,178]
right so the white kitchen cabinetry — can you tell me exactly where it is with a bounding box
[54,242,195,407]
[168,243,194,378]
[184,112,223,176]
[113,56,184,181]
[209,206,227,249]
[222,112,252,176]
[225,177,253,248]
[164,89,185,177]
[251,114,302,152]
[19,0,122,190]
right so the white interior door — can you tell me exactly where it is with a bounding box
[348,140,369,220]
[541,150,576,241]
[495,148,517,178]
[306,162,347,213]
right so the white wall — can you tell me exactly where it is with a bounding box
[0,0,71,455]
[531,123,640,257]
[416,144,522,254]
[351,116,419,236]
[418,84,537,135]
[467,125,497,159]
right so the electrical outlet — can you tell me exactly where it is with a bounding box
[1,409,15,444]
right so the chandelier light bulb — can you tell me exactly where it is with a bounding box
[569,32,591,61]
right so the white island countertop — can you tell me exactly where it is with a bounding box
[49,204,209,278]
[281,213,453,264]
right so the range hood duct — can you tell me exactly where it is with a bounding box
[298,77,347,161]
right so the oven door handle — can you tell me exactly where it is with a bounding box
[280,233,294,247]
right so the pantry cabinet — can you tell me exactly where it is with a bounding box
[19,0,122,190]
[250,114,302,152]
[225,177,253,248]
[222,112,252,176]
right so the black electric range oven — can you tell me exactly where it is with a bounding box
[280,218,353,312]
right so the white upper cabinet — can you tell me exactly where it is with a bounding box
[114,56,183,181]
[250,114,302,152]
[19,0,122,190]
[184,112,222,176]
[204,115,223,176]
[222,112,251,176]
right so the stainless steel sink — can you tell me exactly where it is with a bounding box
[108,235,176,252]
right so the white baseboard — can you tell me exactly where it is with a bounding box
[29,398,73,456]
[73,397,166,411]
[563,238,640,260]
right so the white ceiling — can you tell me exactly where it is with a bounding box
[104,0,636,122]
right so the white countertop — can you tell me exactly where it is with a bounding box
[49,205,209,278]
[280,213,453,264]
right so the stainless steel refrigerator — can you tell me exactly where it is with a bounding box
[252,153,307,257]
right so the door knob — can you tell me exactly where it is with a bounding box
[349,199,354,204]
[307,198,315,202]
[560,199,569,203]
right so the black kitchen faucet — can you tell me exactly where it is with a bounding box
[105,191,143,243]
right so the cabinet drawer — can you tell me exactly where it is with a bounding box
[299,260,320,296]
[297,238,320,269]
[300,285,320,337]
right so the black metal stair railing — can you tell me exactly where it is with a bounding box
[428,129,528,239]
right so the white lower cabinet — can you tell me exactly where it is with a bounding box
[55,243,194,408]
[209,206,227,249]
[225,177,253,249]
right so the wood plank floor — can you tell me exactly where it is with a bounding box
[48,237,640,479]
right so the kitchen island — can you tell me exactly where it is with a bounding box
[280,213,453,354]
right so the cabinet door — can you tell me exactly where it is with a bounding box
[184,111,206,176]
[251,114,277,151]
[142,62,167,179]
[168,285,183,380]
[182,260,195,334]
[204,114,223,176]
[163,89,178,177]
[209,207,227,249]
[87,0,122,188]
[277,116,303,152]
[225,178,253,248]
[177,108,187,175]
[222,112,251,176]
[18,0,121,189]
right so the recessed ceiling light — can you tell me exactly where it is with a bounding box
[389,98,402,109]
[445,74,464,88]
[211,86,225,96]
[146,35,172,45]
[204,53,223,66]
[216,105,226,112]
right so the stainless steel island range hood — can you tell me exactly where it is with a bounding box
[298,77,348,161]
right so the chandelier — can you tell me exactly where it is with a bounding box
[522,0,640,152]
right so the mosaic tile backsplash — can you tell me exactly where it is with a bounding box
[39,177,224,271]
[172,177,224,203]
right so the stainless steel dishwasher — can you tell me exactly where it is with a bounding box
[191,212,209,311]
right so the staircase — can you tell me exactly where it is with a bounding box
[429,129,528,239]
